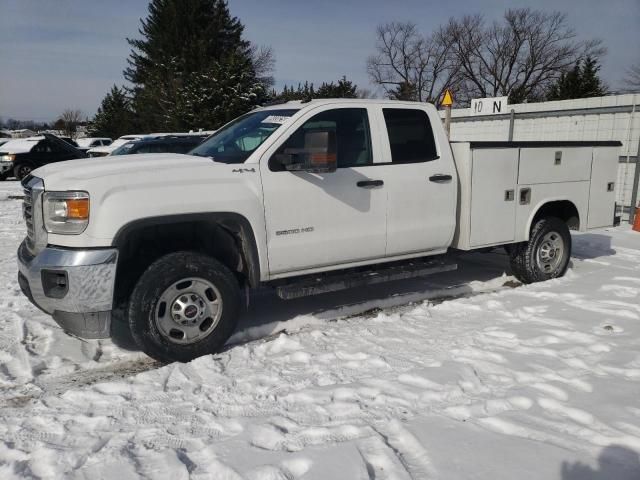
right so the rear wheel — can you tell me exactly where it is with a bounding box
[14,162,34,181]
[509,217,571,284]
[127,251,241,363]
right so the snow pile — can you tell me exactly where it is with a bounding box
[1,181,640,479]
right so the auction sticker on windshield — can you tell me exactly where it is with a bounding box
[261,115,292,124]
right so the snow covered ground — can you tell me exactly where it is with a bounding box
[1,179,639,479]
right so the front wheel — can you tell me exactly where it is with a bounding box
[14,162,34,181]
[128,251,241,363]
[509,217,571,284]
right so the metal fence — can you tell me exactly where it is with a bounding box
[442,94,640,222]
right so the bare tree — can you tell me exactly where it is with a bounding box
[623,62,640,91]
[356,88,377,99]
[444,9,604,104]
[250,45,276,88]
[59,109,83,138]
[367,22,460,103]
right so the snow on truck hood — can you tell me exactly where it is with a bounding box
[32,153,222,186]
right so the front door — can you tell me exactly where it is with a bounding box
[260,106,387,275]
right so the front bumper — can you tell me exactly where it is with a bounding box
[17,241,118,338]
[0,161,12,175]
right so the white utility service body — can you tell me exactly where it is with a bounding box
[451,141,619,250]
[16,99,621,362]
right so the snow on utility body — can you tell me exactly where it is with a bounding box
[16,99,621,362]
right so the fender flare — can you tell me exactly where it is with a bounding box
[112,212,261,287]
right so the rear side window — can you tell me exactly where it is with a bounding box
[382,109,437,163]
[34,141,52,153]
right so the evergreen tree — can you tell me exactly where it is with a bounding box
[272,82,315,101]
[547,57,607,101]
[316,76,358,98]
[124,0,269,131]
[389,81,418,101]
[272,76,359,102]
[580,57,607,97]
[89,86,136,138]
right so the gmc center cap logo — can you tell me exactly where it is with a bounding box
[184,305,199,319]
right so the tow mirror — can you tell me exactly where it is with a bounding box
[275,130,337,173]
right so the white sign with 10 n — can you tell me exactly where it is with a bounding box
[470,96,508,115]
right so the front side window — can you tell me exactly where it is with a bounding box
[271,108,372,170]
[190,109,299,164]
[383,108,437,163]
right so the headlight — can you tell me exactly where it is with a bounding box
[43,191,90,234]
[1,154,15,162]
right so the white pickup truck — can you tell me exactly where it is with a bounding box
[17,99,620,362]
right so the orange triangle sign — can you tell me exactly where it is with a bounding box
[441,89,454,107]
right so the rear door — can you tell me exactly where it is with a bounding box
[374,107,457,256]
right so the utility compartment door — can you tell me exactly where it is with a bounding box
[518,147,592,184]
[587,146,618,228]
[469,149,518,247]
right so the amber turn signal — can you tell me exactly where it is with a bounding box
[65,198,90,220]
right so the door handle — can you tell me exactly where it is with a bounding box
[429,174,452,183]
[357,180,384,188]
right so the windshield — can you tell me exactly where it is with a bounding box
[189,109,299,164]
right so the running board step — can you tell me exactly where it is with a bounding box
[276,258,457,300]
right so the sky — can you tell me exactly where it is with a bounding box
[0,0,638,122]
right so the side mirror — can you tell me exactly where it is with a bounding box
[275,130,337,173]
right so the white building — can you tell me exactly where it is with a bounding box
[8,129,37,138]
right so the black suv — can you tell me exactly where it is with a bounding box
[111,135,208,156]
[0,133,86,180]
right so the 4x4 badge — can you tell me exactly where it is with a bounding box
[232,168,256,173]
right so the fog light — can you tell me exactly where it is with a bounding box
[41,270,68,299]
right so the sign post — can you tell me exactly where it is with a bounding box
[441,89,454,139]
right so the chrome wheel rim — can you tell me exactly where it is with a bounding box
[154,277,223,344]
[536,231,565,273]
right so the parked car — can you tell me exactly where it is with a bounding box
[17,99,620,363]
[111,135,207,156]
[87,135,145,157]
[0,133,86,180]
[76,137,112,152]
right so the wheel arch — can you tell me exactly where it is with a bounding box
[112,212,261,304]
[526,199,580,239]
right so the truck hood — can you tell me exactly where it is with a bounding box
[33,153,219,185]
[35,152,264,248]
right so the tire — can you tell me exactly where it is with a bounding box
[127,251,241,363]
[14,162,34,181]
[509,216,571,284]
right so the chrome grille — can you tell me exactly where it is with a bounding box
[23,186,35,246]
[21,176,46,255]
